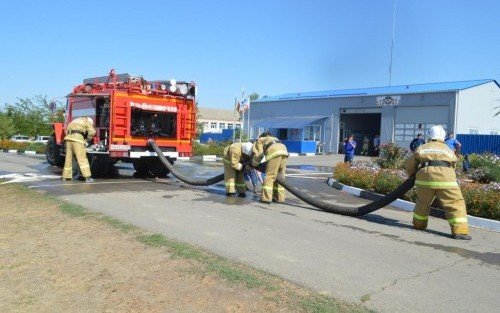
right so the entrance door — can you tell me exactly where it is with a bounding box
[278,128,288,140]
[338,112,381,155]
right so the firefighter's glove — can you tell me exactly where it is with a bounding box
[235,163,243,171]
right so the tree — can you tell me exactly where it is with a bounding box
[0,114,15,139]
[1,95,64,137]
[249,93,259,101]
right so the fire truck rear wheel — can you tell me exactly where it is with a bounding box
[46,136,64,167]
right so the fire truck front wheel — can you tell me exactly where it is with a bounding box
[46,135,64,167]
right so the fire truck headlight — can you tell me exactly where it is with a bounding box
[160,84,166,91]
[169,85,177,92]
[178,84,188,95]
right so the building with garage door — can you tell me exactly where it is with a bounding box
[248,79,500,154]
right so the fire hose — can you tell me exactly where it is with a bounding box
[148,140,415,216]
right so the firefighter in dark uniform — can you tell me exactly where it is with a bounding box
[405,125,471,240]
[252,133,288,204]
[62,116,96,182]
[223,142,254,197]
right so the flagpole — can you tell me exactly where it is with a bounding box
[247,98,251,139]
[240,86,245,142]
[233,97,237,142]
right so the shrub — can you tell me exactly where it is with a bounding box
[0,139,29,150]
[466,153,499,183]
[461,184,500,220]
[468,153,498,169]
[373,170,405,195]
[468,166,499,184]
[376,143,409,169]
[0,140,46,153]
[333,162,375,190]
[192,141,230,157]
[332,163,498,220]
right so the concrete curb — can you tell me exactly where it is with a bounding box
[326,177,500,232]
[2,150,42,155]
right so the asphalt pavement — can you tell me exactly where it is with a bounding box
[1,152,499,313]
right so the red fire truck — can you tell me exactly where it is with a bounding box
[46,69,197,177]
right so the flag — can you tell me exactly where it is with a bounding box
[241,98,250,112]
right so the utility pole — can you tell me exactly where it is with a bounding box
[388,0,397,86]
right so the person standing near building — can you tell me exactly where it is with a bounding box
[405,125,470,240]
[223,142,254,197]
[373,134,380,156]
[410,133,425,152]
[360,136,370,155]
[445,132,462,155]
[252,133,288,204]
[62,116,96,182]
[343,135,356,163]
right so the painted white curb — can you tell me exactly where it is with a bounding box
[326,178,500,232]
[288,153,299,157]
[202,155,217,162]
[25,151,37,155]
[8,150,18,153]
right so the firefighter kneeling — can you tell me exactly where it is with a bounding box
[223,142,254,197]
[405,125,471,240]
[62,116,96,183]
[252,133,288,204]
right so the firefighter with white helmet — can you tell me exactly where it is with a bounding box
[62,116,96,182]
[252,133,288,204]
[223,142,254,197]
[405,125,470,240]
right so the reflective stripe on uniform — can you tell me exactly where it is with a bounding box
[262,185,273,191]
[415,180,458,188]
[448,217,468,224]
[225,182,235,186]
[413,213,428,221]
[273,186,285,191]
[80,165,90,169]
[419,148,454,158]
[265,150,287,161]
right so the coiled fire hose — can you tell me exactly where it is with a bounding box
[148,140,415,216]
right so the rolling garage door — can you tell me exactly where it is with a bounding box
[394,106,449,147]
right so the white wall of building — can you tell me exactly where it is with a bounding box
[456,81,500,135]
[198,119,241,133]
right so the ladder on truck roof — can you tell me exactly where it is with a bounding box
[83,73,143,84]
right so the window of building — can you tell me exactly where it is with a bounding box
[202,122,208,129]
[227,123,234,129]
[469,128,479,134]
[210,122,217,129]
[235,124,241,129]
[490,130,498,135]
[303,125,321,141]
[394,123,447,141]
[219,122,226,129]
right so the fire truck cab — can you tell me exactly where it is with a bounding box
[46,70,196,177]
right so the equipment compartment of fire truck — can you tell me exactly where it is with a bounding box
[46,69,197,177]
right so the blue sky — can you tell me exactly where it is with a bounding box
[0,0,499,109]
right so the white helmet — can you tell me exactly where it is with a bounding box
[86,117,94,125]
[241,142,253,156]
[429,125,446,141]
